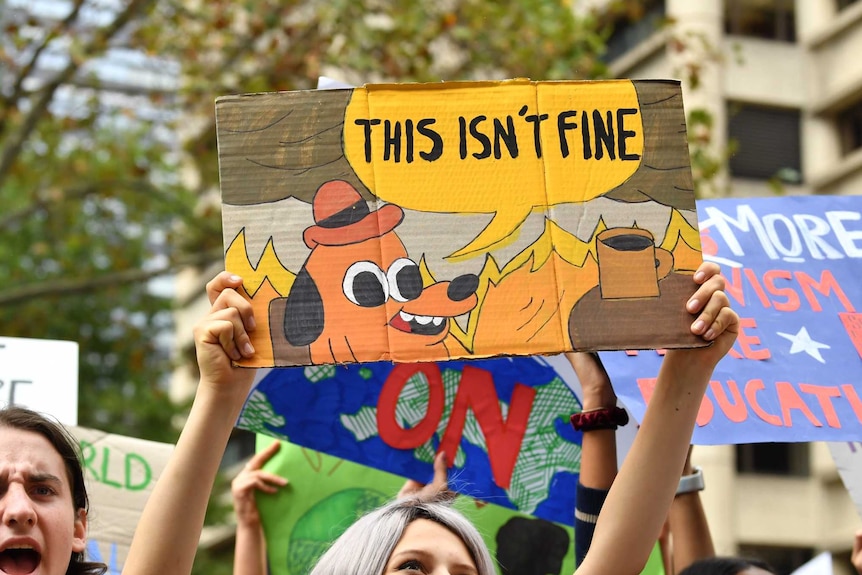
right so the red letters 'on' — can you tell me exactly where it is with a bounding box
[439,366,536,490]
[377,363,445,449]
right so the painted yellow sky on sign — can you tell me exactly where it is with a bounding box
[343,79,644,255]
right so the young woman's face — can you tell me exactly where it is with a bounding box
[0,428,86,575]
[383,518,478,575]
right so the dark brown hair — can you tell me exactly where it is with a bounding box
[0,406,107,575]
[679,556,777,575]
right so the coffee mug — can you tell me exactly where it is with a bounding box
[596,228,673,299]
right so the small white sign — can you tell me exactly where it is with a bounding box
[0,336,78,425]
[829,441,862,519]
[790,551,832,575]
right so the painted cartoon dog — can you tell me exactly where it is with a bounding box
[269,180,479,365]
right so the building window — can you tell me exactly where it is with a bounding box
[737,544,813,574]
[601,0,666,62]
[727,102,802,182]
[736,442,810,476]
[837,100,862,155]
[725,0,796,42]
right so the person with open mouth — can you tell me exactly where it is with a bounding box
[0,407,105,575]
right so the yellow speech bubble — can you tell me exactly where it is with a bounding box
[343,80,643,257]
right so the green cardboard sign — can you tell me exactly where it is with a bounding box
[256,436,664,575]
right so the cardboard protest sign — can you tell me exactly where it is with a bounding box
[255,438,665,575]
[605,195,862,444]
[0,336,78,425]
[216,79,706,367]
[71,427,173,574]
[239,355,587,526]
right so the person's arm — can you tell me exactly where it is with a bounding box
[567,352,620,567]
[658,518,673,575]
[123,272,258,575]
[233,441,288,575]
[577,262,738,575]
[668,447,715,574]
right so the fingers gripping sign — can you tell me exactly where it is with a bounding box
[684,261,739,367]
[194,272,258,398]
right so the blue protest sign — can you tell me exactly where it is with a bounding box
[238,356,583,525]
[605,195,862,443]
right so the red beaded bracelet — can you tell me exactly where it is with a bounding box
[569,406,629,432]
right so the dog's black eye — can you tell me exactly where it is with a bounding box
[343,261,388,307]
[387,258,423,302]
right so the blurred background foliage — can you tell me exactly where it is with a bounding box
[0,1,716,571]
[0,0,620,441]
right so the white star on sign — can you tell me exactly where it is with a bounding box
[776,326,831,364]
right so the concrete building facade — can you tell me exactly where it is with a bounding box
[581,0,862,572]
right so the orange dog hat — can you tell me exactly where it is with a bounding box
[303,180,404,248]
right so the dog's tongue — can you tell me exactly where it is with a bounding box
[0,549,39,575]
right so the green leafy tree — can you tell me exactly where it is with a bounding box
[0,0,611,443]
[0,0,202,440]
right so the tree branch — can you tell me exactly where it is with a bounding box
[0,0,157,187]
[0,178,198,230]
[0,248,223,307]
[0,0,87,118]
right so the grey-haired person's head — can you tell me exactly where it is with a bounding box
[309,496,496,575]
